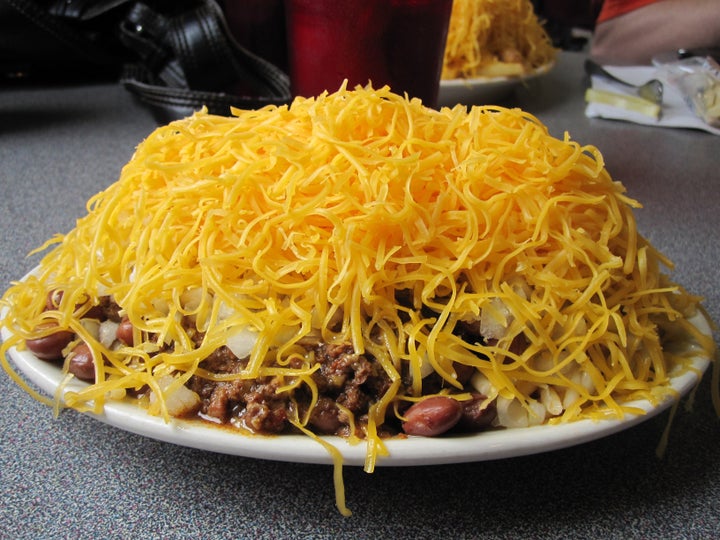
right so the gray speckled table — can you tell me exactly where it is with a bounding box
[1,51,719,539]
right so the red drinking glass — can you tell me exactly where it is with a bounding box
[224,0,289,71]
[284,0,453,108]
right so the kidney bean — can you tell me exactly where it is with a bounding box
[453,362,476,385]
[45,290,64,311]
[116,317,134,346]
[68,342,96,382]
[81,304,105,320]
[456,393,496,432]
[402,396,463,437]
[45,289,104,319]
[25,323,74,361]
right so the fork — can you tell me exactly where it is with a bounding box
[584,59,664,105]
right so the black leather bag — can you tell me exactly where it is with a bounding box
[0,0,132,82]
[1,0,292,121]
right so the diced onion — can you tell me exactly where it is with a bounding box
[99,320,119,349]
[479,297,511,341]
[540,384,563,416]
[80,319,100,341]
[496,395,546,428]
[226,326,259,359]
[151,375,201,417]
[180,288,204,311]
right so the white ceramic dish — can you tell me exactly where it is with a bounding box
[2,299,712,467]
[438,62,555,107]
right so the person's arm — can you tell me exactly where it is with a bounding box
[591,0,720,65]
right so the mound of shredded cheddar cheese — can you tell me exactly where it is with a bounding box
[442,0,558,79]
[1,84,716,516]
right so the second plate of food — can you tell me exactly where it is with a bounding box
[438,62,555,107]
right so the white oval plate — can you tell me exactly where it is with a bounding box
[1,307,712,467]
[438,62,555,107]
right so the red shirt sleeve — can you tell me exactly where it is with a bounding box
[596,0,663,23]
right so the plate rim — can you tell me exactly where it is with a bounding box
[440,61,556,90]
[1,273,713,468]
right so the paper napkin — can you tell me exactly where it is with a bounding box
[585,65,720,136]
